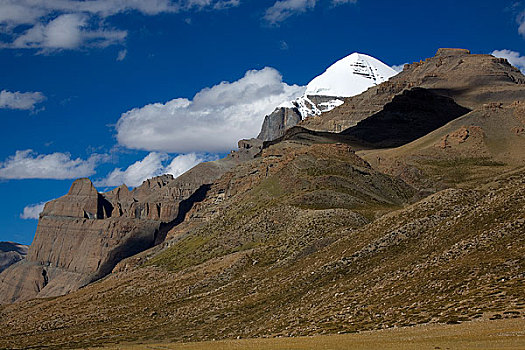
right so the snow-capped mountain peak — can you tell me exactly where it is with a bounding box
[260,52,398,141]
[305,52,398,97]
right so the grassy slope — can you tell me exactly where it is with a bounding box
[0,148,523,349]
[92,318,525,350]
[358,103,525,191]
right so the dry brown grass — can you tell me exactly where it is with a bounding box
[91,318,525,350]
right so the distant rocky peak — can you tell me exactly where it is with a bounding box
[67,178,98,197]
[0,242,28,273]
[435,48,471,57]
[42,178,112,220]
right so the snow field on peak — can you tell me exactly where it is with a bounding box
[277,53,397,118]
[305,52,397,98]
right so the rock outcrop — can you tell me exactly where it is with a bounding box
[0,138,263,304]
[257,107,302,141]
[0,242,28,273]
[0,178,163,303]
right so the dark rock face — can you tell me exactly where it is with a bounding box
[257,107,302,141]
[0,242,28,273]
[257,96,345,141]
[341,87,472,148]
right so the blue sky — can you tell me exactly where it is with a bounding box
[0,0,524,245]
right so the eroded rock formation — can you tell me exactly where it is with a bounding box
[0,142,263,304]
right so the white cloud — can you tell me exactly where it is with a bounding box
[491,49,525,73]
[0,90,46,110]
[20,201,47,220]
[264,0,317,25]
[0,0,177,26]
[0,0,240,52]
[264,0,356,24]
[518,11,525,38]
[9,14,126,51]
[115,67,305,153]
[215,0,240,9]
[0,150,106,180]
[95,152,211,188]
[117,49,127,61]
[391,63,407,73]
[165,153,214,177]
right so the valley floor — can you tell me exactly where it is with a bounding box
[90,318,525,350]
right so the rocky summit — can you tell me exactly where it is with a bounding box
[0,48,524,349]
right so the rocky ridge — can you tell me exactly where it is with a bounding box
[0,141,262,304]
[299,48,524,133]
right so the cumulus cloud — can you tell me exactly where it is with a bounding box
[391,63,407,73]
[0,0,240,52]
[0,90,46,110]
[0,150,106,180]
[9,14,126,51]
[115,67,305,153]
[20,201,47,220]
[95,152,211,188]
[264,0,356,24]
[164,153,212,177]
[491,49,525,73]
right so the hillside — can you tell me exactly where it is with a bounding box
[0,160,523,349]
[0,142,261,304]
[0,48,524,349]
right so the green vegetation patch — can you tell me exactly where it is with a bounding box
[145,234,213,271]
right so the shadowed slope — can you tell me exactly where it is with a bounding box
[300,49,524,133]
[340,88,471,148]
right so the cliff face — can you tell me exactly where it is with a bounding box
[0,140,263,304]
[257,107,303,141]
[0,178,163,303]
